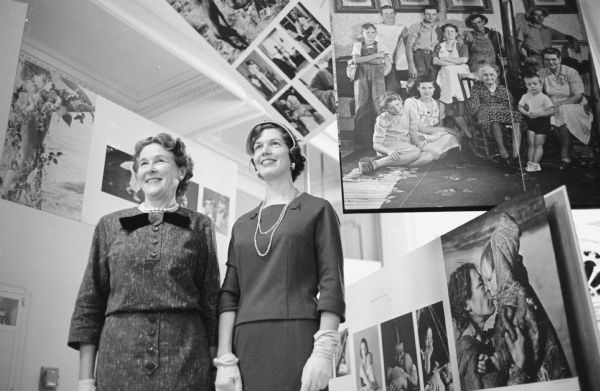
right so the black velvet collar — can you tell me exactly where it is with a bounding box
[119,212,191,231]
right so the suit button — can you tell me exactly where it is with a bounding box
[150,252,157,258]
[144,361,157,371]
[147,329,156,337]
[151,239,158,245]
[152,226,159,232]
[146,346,156,354]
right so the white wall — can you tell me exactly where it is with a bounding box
[0,199,93,391]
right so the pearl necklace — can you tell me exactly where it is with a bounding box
[253,192,298,257]
[138,202,179,213]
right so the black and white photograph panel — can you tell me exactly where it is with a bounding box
[331,0,600,211]
[416,302,454,391]
[443,190,575,390]
[380,312,420,391]
[299,53,336,114]
[271,87,325,136]
[280,2,332,59]
[336,328,352,378]
[353,325,384,391]
[0,55,95,221]
[237,51,286,100]
[0,296,20,326]
[101,145,144,204]
[258,28,310,80]
[166,0,290,64]
[200,186,230,235]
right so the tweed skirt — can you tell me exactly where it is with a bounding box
[96,311,212,391]
[233,319,320,391]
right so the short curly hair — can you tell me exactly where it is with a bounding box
[249,123,306,182]
[378,91,403,113]
[448,263,476,332]
[132,132,194,200]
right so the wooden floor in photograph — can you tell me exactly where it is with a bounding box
[341,148,600,211]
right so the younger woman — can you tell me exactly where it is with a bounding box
[404,78,460,159]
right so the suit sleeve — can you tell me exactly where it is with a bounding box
[67,216,111,350]
[314,201,346,322]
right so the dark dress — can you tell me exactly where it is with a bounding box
[68,207,220,390]
[469,81,521,136]
[219,192,345,390]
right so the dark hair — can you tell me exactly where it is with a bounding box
[448,263,476,332]
[359,338,369,358]
[380,5,394,13]
[411,76,441,100]
[378,91,403,112]
[132,133,194,199]
[423,6,439,13]
[542,47,562,59]
[522,72,541,82]
[249,123,306,182]
[441,23,459,35]
[526,7,549,22]
[361,23,377,31]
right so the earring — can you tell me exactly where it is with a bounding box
[291,163,296,170]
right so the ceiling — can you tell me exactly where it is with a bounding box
[18,0,341,199]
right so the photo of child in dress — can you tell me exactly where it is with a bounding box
[380,312,420,391]
[353,325,383,391]
[200,186,230,235]
[443,191,574,390]
[417,301,454,391]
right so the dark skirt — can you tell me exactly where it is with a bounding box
[233,319,319,391]
[96,312,212,391]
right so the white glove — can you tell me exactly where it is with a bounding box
[214,353,242,391]
[78,379,96,391]
[300,330,341,391]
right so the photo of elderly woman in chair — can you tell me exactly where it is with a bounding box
[334,2,600,212]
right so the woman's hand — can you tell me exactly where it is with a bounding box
[388,151,405,161]
[502,308,527,371]
[300,355,332,391]
[214,353,243,391]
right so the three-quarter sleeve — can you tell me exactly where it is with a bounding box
[218,231,241,314]
[68,217,111,350]
[566,67,585,95]
[314,202,346,322]
[198,219,221,347]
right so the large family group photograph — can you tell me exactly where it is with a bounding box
[332,0,600,211]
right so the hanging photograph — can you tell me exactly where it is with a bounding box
[380,312,420,391]
[395,0,436,12]
[333,0,379,13]
[201,186,230,235]
[258,28,310,80]
[101,145,143,204]
[166,0,290,64]
[299,53,336,114]
[280,3,332,59]
[442,191,575,390]
[444,0,493,13]
[271,87,325,136]
[330,0,600,211]
[353,325,384,391]
[237,51,286,100]
[523,0,578,13]
[335,328,352,377]
[416,302,454,391]
[0,54,95,221]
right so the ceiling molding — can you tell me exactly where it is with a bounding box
[140,82,224,118]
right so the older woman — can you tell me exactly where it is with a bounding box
[469,64,521,166]
[68,133,220,390]
[215,122,345,391]
[539,47,592,168]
